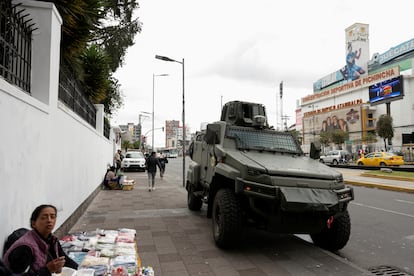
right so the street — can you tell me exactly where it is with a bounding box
[340,185,414,273]
[163,159,414,274]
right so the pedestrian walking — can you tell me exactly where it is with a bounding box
[145,152,161,191]
[114,149,122,171]
[158,154,168,178]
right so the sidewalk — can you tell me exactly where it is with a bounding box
[336,168,414,193]
[69,172,372,276]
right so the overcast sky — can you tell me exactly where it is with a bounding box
[112,0,413,148]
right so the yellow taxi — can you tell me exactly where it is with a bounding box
[356,152,404,167]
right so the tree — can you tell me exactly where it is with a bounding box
[289,129,301,143]
[122,140,132,152]
[362,131,377,144]
[80,45,123,115]
[376,114,394,150]
[133,140,140,149]
[42,0,142,115]
[330,129,347,149]
[319,131,331,148]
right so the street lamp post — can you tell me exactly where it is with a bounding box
[152,74,168,152]
[155,55,185,187]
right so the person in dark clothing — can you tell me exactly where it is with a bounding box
[3,204,78,276]
[158,154,168,178]
[145,152,161,191]
[103,166,121,190]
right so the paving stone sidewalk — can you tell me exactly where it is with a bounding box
[70,172,371,276]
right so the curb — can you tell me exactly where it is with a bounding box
[360,173,414,182]
[345,180,414,193]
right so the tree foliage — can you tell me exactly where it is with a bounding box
[330,129,347,149]
[362,131,377,144]
[122,140,132,152]
[133,140,140,149]
[319,131,331,147]
[376,114,394,150]
[42,0,142,116]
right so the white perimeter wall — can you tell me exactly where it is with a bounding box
[0,1,115,252]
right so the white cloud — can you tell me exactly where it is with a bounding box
[112,0,414,147]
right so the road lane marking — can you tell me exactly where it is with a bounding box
[395,199,414,205]
[351,202,414,218]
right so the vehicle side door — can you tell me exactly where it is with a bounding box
[325,151,333,163]
[364,153,375,166]
[374,152,383,165]
[329,151,338,163]
[202,124,221,185]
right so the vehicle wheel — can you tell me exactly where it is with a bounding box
[187,184,202,211]
[319,159,324,163]
[380,162,386,167]
[333,160,338,165]
[310,210,351,252]
[357,162,363,166]
[212,189,242,249]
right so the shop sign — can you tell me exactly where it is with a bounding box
[379,38,414,64]
[303,99,363,118]
[302,66,400,104]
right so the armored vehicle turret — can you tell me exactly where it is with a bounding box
[186,101,354,251]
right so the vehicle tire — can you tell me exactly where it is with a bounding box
[212,189,242,249]
[380,162,386,167]
[333,160,338,165]
[319,159,324,163]
[187,184,202,211]
[310,210,351,252]
[357,162,363,166]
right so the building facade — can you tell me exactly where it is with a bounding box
[165,120,180,148]
[299,23,414,161]
[119,123,141,143]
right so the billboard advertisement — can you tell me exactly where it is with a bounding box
[303,106,362,144]
[341,23,369,81]
[368,75,404,105]
[313,23,370,92]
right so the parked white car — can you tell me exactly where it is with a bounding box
[319,150,350,165]
[121,151,146,172]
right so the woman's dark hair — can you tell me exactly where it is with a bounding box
[30,204,57,226]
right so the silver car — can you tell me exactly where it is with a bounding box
[319,150,350,165]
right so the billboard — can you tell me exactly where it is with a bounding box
[368,75,404,105]
[303,106,362,144]
[313,23,369,92]
[341,23,369,81]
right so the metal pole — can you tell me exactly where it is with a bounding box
[154,55,185,187]
[152,74,155,152]
[139,114,142,150]
[280,81,283,131]
[182,58,185,187]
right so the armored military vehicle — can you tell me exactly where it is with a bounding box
[186,101,354,251]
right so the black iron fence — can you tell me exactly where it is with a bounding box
[58,61,97,128]
[104,118,110,139]
[0,1,33,93]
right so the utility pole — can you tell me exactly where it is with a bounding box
[280,81,283,130]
